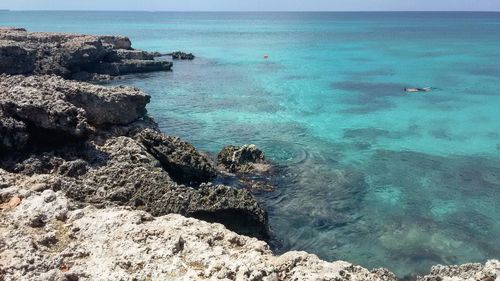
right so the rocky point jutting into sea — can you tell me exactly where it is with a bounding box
[0,27,498,280]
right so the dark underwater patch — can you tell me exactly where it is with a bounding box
[466,65,500,78]
[343,68,395,77]
[343,126,420,143]
[331,81,406,114]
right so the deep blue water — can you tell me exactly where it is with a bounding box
[2,11,500,278]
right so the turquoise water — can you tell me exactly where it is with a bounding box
[2,11,500,278]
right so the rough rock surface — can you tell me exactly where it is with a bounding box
[0,40,36,74]
[0,115,29,152]
[0,28,495,281]
[0,74,269,239]
[218,144,271,174]
[0,27,172,79]
[417,260,499,281]
[170,51,196,60]
[0,189,398,281]
[137,129,216,185]
[0,74,150,146]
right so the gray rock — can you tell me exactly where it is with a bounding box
[136,129,216,185]
[217,144,271,173]
[0,115,29,152]
[95,60,172,76]
[63,136,268,239]
[98,35,132,50]
[0,75,150,144]
[0,189,401,281]
[170,51,195,60]
[0,40,36,74]
[0,27,171,79]
[115,49,155,60]
[417,260,499,281]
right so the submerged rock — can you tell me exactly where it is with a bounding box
[0,27,172,80]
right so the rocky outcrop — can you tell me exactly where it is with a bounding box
[0,188,398,281]
[115,49,155,60]
[169,51,195,60]
[0,27,172,80]
[0,74,269,239]
[137,129,216,185]
[0,115,29,152]
[218,144,271,174]
[0,40,36,74]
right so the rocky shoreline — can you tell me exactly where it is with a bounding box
[0,27,172,80]
[0,27,498,280]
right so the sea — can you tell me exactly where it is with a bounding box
[1,11,499,278]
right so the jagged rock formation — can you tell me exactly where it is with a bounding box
[137,129,216,185]
[218,144,271,174]
[2,187,497,281]
[1,28,497,281]
[0,27,171,80]
[169,51,195,60]
[417,260,499,281]
[0,74,268,239]
[0,188,398,281]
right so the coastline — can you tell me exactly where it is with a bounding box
[0,27,499,280]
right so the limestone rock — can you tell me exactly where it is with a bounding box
[0,27,172,79]
[217,144,270,173]
[0,189,399,281]
[0,115,29,152]
[98,35,132,50]
[0,40,36,74]
[63,136,268,239]
[95,59,172,76]
[137,129,216,185]
[417,260,499,281]
[115,49,155,60]
[170,51,195,60]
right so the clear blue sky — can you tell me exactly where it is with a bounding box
[3,0,500,12]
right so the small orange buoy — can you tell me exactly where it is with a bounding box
[264,54,269,59]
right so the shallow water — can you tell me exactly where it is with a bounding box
[2,11,500,278]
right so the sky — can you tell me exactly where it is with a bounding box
[2,0,500,12]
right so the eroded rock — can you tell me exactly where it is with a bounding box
[417,260,499,281]
[0,40,36,74]
[0,115,29,152]
[0,74,150,146]
[169,51,195,60]
[0,189,400,281]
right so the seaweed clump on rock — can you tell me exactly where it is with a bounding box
[0,74,269,239]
